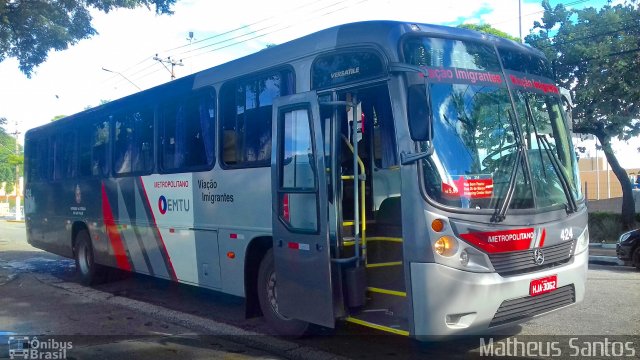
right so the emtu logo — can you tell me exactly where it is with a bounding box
[157,195,190,215]
[158,195,168,215]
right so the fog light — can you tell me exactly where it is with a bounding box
[460,249,469,266]
[434,236,457,257]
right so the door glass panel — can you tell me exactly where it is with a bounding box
[280,193,318,232]
[279,108,318,232]
[282,109,316,189]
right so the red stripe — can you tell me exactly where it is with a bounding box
[288,242,300,250]
[230,233,238,239]
[459,228,535,253]
[539,229,546,247]
[101,183,132,271]
[138,177,178,281]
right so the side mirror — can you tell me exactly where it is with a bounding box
[407,84,431,141]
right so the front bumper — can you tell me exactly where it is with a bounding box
[616,243,632,261]
[410,249,588,340]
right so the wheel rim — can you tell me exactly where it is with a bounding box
[78,242,91,275]
[266,270,290,320]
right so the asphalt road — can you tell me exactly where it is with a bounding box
[1,220,639,359]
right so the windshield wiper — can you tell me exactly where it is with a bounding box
[538,134,579,213]
[491,146,523,223]
[523,96,548,179]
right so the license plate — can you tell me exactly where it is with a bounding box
[529,275,558,296]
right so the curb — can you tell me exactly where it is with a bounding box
[588,255,624,266]
[33,273,346,360]
[589,243,617,249]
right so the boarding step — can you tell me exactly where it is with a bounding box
[346,305,410,336]
[366,262,405,295]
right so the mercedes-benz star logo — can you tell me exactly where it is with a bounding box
[533,248,545,265]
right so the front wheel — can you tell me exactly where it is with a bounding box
[257,248,309,336]
[75,230,106,285]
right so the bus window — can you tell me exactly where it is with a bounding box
[113,109,154,175]
[221,69,294,168]
[51,134,61,180]
[26,138,45,182]
[78,123,92,177]
[60,131,76,179]
[34,137,50,181]
[160,88,216,172]
[91,120,110,177]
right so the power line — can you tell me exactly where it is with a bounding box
[176,0,347,57]
[490,0,595,27]
[183,0,370,60]
[160,0,323,54]
[562,47,640,65]
[538,21,639,48]
[109,0,356,86]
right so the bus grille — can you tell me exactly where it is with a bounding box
[488,240,575,276]
[489,285,575,327]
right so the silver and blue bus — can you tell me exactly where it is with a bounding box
[24,21,588,339]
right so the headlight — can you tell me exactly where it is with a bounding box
[574,227,589,255]
[434,236,458,257]
[618,231,632,244]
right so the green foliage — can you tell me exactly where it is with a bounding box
[0,116,21,192]
[588,212,640,243]
[458,23,521,42]
[526,1,640,142]
[51,115,66,122]
[0,0,178,76]
[526,0,640,229]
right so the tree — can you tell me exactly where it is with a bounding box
[0,0,178,77]
[458,23,521,42]
[527,0,640,229]
[0,117,22,196]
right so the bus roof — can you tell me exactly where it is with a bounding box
[26,20,543,135]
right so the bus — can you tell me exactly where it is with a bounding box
[24,20,589,339]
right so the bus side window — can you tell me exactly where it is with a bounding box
[92,120,110,177]
[36,137,49,181]
[78,123,92,177]
[62,131,76,179]
[160,87,216,173]
[221,69,294,168]
[26,138,41,182]
[113,109,154,175]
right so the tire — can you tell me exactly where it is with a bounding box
[257,248,309,337]
[632,247,640,271]
[74,230,106,285]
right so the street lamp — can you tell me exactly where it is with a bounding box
[102,67,141,90]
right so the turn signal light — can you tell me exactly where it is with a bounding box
[434,236,457,257]
[431,219,445,232]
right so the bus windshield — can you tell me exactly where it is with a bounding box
[403,36,581,212]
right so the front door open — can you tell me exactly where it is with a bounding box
[271,91,334,328]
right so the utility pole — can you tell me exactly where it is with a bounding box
[153,55,184,80]
[518,0,523,43]
[11,121,21,221]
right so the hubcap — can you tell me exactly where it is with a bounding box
[266,270,290,320]
[78,243,91,275]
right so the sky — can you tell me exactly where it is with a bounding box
[1,0,637,168]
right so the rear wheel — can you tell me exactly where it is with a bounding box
[257,248,309,336]
[75,230,106,285]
